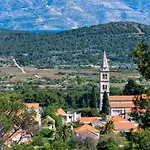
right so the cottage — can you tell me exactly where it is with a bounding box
[42,116,56,130]
[25,103,41,126]
[73,124,100,144]
[80,117,102,127]
[55,108,81,124]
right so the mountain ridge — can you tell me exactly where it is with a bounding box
[1,0,150,30]
[1,21,150,69]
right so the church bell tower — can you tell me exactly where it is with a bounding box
[99,51,110,111]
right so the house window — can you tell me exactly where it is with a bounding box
[103,85,107,90]
[102,74,107,79]
[112,109,123,115]
[113,110,122,113]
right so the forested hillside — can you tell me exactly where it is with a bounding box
[1,22,150,68]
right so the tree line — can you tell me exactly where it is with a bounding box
[1,22,150,68]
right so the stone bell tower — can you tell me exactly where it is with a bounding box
[99,51,110,111]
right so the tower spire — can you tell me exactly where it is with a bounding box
[101,51,109,71]
[99,51,110,111]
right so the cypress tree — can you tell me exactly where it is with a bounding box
[89,86,97,108]
[123,79,144,95]
[102,91,110,115]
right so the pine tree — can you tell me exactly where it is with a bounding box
[101,91,110,115]
[89,86,97,108]
[131,95,150,129]
[123,79,144,95]
[132,39,150,80]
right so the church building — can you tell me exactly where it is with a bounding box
[99,51,143,119]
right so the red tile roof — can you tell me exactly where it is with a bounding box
[55,108,66,116]
[25,103,39,109]
[109,95,147,110]
[110,115,136,131]
[80,117,100,124]
[109,94,147,101]
[110,103,135,108]
[114,122,136,131]
[125,108,132,113]
[74,124,99,133]
[109,96,135,101]
[111,116,128,122]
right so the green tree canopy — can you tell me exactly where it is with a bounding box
[123,79,144,95]
[132,40,150,80]
[97,138,119,150]
[101,120,114,134]
[127,128,150,150]
[0,92,37,149]
[97,134,128,150]
[79,108,100,117]
[101,91,110,115]
[131,95,150,129]
[23,89,64,107]
[110,86,122,96]
[89,86,97,108]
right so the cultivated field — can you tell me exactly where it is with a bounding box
[0,67,140,80]
[0,67,140,90]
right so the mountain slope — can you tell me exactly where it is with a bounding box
[1,22,150,68]
[0,0,150,30]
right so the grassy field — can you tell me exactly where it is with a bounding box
[0,67,140,91]
[0,67,140,81]
[0,67,65,79]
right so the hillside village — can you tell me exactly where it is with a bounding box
[1,46,150,150]
[1,0,150,149]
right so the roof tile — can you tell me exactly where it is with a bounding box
[74,124,99,133]
[25,103,39,109]
[109,94,147,101]
[110,103,135,108]
[110,116,136,131]
[114,122,136,131]
[55,108,66,116]
[111,116,128,122]
[80,117,100,124]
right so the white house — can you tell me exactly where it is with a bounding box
[55,108,81,124]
